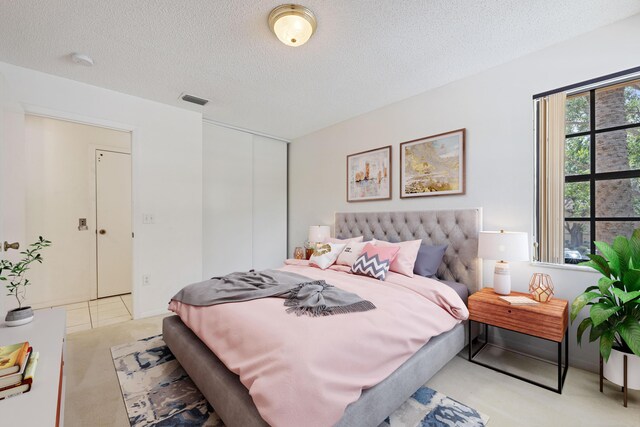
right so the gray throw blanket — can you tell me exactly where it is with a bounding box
[171,269,376,317]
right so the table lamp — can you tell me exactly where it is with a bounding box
[308,225,330,248]
[478,230,529,295]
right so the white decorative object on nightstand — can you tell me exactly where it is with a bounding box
[478,230,529,295]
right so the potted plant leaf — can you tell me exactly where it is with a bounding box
[570,229,640,392]
[1,236,51,326]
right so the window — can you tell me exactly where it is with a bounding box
[564,81,640,264]
[535,69,640,265]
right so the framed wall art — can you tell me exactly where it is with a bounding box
[400,129,465,198]
[346,145,391,202]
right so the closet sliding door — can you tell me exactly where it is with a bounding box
[252,135,287,270]
[202,123,287,278]
[203,123,253,278]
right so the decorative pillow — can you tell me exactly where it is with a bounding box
[351,243,400,281]
[325,236,364,244]
[413,244,448,278]
[372,239,422,277]
[336,241,370,266]
[309,243,346,270]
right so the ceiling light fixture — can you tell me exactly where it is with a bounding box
[268,4,317,47]
[70,52,94,66]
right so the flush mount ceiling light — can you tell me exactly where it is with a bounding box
[268,4,317,47]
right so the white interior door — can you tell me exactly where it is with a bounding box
[96,150,132,298]
[0,74,26,313]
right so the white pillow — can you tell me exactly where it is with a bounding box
[336,241,370,267]
[309,243,346,270]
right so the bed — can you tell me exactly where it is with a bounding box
[163,208,481,427]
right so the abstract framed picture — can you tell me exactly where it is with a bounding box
[400,129,465,198]
[346,145,391,202]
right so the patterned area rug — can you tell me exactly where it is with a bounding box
[111,335,489,427]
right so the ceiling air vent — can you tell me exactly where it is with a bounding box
[180,93,209,106]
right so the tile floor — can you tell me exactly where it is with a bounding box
[55,294,132,335]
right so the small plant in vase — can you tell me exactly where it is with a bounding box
[0,236,51,326]
[570,229,640,402]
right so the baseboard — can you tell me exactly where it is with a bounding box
[137,307,172,320]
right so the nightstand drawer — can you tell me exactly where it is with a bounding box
[468,289,568,342]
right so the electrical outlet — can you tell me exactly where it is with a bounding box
[143,214,155,224]
[142,275,150,286]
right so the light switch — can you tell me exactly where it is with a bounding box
[78,218,88,231]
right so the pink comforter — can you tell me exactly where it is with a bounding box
[168,263,468,427]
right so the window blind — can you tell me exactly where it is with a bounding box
[537,92,566,263]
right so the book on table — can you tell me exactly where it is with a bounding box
[0,351,39,400]
[0,348,32,388]
[498,296,539,305]
[0,342,30,376]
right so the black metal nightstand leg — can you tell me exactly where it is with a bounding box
[562,328,569,392]
[558,340,562,392]
[468,321,569,394]
[468,320,472,360]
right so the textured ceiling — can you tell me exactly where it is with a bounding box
[0,1,639,140]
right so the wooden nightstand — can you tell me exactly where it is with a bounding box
[467,287,569,393]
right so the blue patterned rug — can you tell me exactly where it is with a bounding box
[111,335,489,427]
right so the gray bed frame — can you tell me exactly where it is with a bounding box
[164,208,481,427]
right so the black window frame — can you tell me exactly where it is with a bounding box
[563,82,640,263]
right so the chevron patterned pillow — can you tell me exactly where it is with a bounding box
[351,243,400,281]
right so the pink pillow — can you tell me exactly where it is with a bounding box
[325,236,364,244]
[351,243,400,281]
[372,239,422,278]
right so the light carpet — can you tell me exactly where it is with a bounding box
[111,334,489,427]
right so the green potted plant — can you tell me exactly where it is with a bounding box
[0,236,51,326]
[571,229,640,392]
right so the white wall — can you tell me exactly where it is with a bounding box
[0,62,203,319]
[24,115,130,306]
[202,122,287,278]
[289,14,640,372]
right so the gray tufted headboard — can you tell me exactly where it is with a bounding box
[335,209,482,293]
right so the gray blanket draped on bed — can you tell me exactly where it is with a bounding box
[170,269,376,317]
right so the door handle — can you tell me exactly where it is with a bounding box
[4,241,20,251]
[99,229,107,235]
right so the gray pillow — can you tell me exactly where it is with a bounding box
[413,244,448,278]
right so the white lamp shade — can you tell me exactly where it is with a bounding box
[308,225,330,243]
[478,231,529,262]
